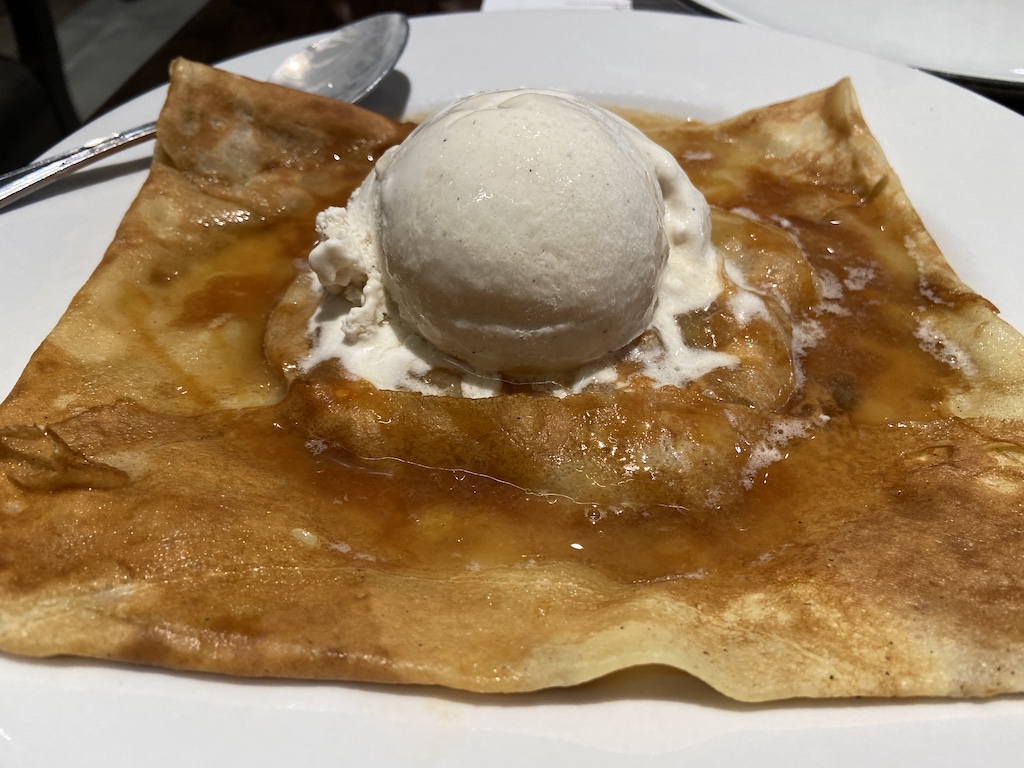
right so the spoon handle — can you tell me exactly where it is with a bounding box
[0,121,157,212]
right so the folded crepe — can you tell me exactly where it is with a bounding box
[2,59,1023,702]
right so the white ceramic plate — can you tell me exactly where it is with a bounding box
[2,10,1024,767]
[693,0,1024,85]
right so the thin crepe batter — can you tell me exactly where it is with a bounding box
[2,60,1023,701]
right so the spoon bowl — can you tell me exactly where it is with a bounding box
[270,12,409,102]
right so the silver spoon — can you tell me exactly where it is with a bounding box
[0,12,409,212]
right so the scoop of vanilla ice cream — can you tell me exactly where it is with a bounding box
[375,89,667,374]
[309,88,720,379]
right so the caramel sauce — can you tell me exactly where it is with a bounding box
[62,110,980,589]
[6,100,1022,654]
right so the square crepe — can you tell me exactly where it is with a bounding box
[1,59,1023,702]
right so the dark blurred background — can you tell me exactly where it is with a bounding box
[2,0,1021,174]
[0,0,481,172]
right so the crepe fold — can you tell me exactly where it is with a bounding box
[2,60,1024,702]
